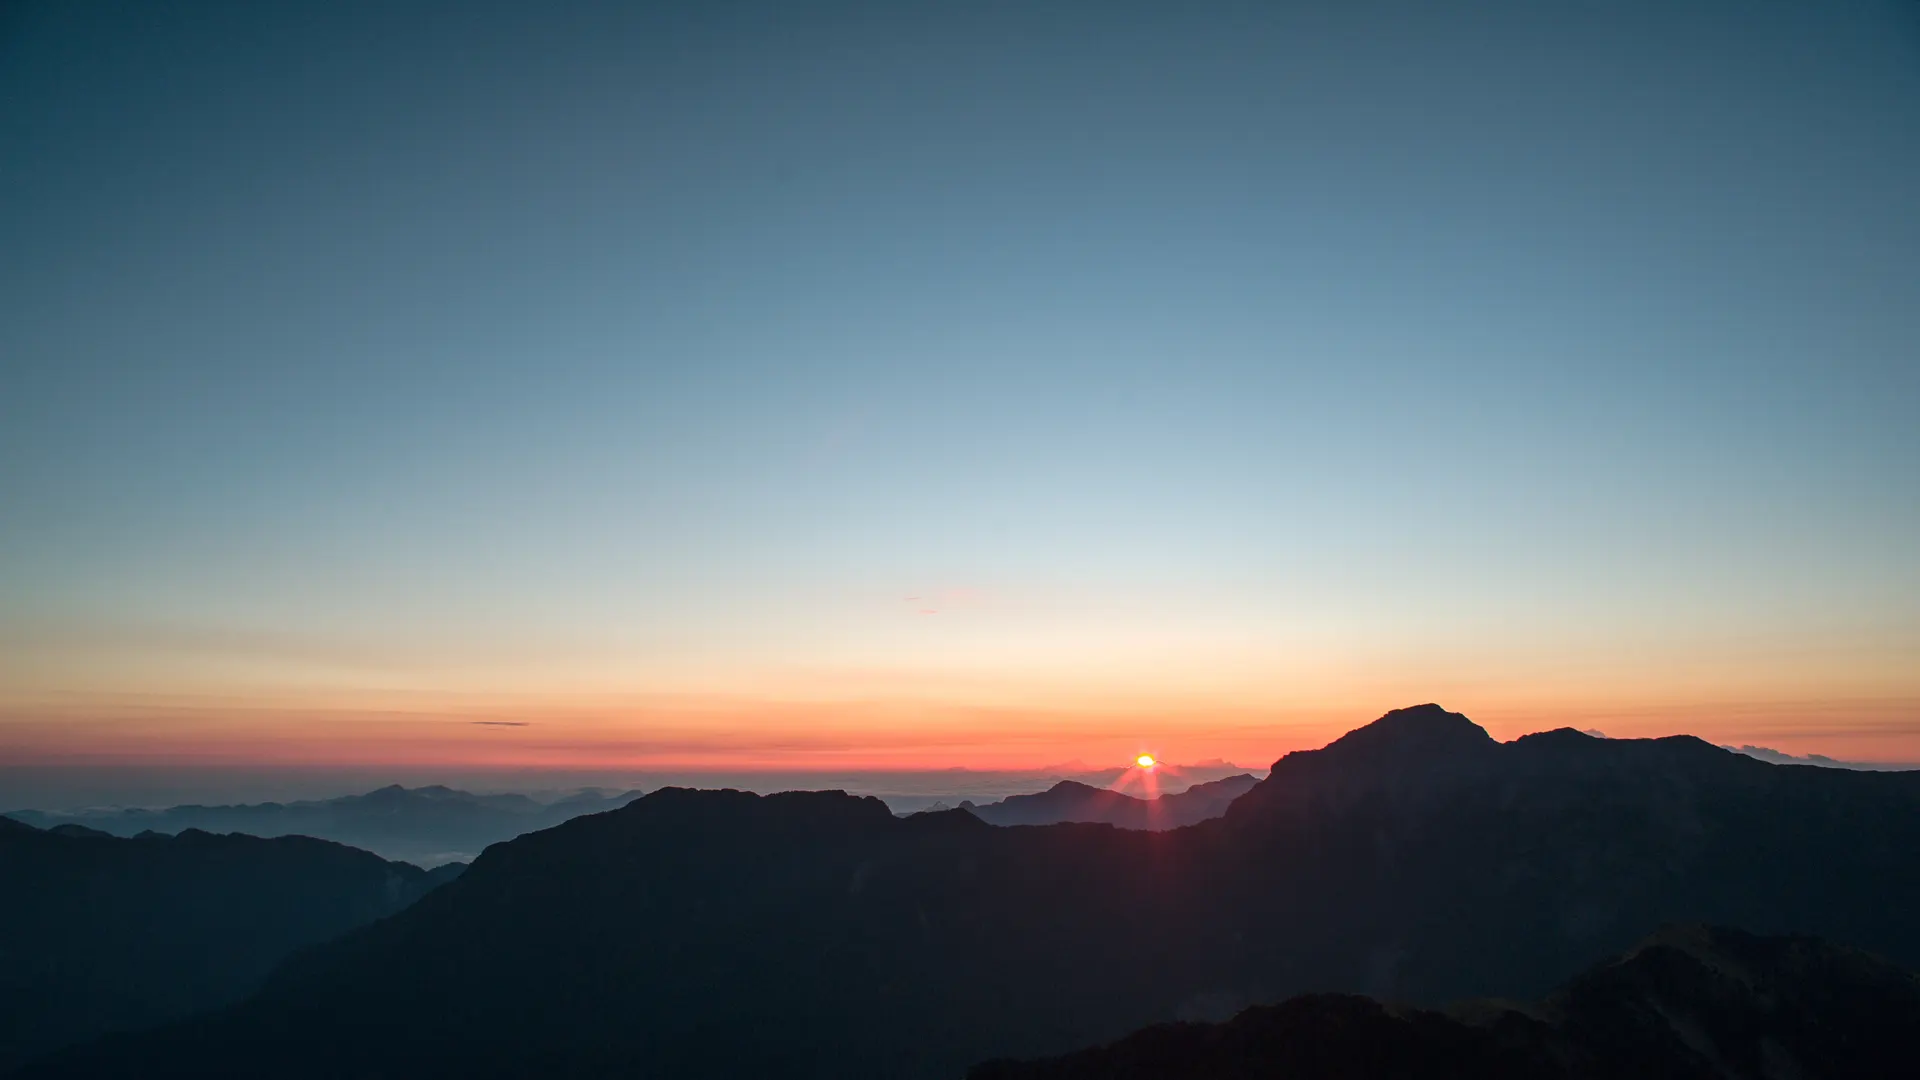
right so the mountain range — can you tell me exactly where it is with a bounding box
[4,784,643,866]
[0,819,460,1071]
[971,924,1920,1079]
[958,773,1260,828]
[14,704,1917,1079]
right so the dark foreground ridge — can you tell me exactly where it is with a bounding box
[971,925,1920,1079]
[14,705,1920,1079]
[959,772,1260,828]
[0,822,460,1071]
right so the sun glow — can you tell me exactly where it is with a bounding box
[1135,754,1156,769]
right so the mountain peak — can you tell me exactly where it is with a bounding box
[1044,779,1109,796]
[1322,703,1495,758]
[1228,705,1500,822]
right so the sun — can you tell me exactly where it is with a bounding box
[1135,754,1156,769]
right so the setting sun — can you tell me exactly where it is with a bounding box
[1135,754,1156,769]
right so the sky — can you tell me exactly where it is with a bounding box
[2,1,1917,790]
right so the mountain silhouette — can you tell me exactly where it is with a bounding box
[970,925,1920,1079]
[959,773,1259,829]
[4,784,644,866]
[15,705,1919,1079]
[0,820,459,1071]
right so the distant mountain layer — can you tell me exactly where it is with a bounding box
[4,785,643,866]
[0,821,458,1072]
[959,773,1259,829]
[972,925,1920,1079]
[1721,744,1917,770]
[877,762,1263,815]
[16,705,1920,1079]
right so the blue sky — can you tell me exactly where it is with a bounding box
[2,1,1916,771]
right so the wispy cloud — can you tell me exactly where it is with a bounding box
[471,721,531,727]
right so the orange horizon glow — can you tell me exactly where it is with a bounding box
[7,565,1915,773]
[3,691,1916,772]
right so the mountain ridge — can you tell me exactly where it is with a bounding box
[15,705,1920,1079]
[3,784,645,866]
[959,773,1260,829]
[969,925,1920,1079]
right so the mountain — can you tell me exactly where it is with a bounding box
[970,925,1920,1079]
[16,704,1920,1079]
[960,773,1260,828]
[0,820,458,1072]
[4,784,644,866]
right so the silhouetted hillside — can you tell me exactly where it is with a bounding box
[970,925,1920,1079]
[961,773,1259,828]
[0,821,457,1072]
[18,705,1920,1079]
[4,785,642,866]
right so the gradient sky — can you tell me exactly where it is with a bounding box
[3,1,1917,777]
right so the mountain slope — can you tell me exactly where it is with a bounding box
[18,705,1920,1079]
[960,773,1259,828]
[970,925,1920,1079]
[0,822,455,1072]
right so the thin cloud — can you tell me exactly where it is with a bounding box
[471,721,531,727]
